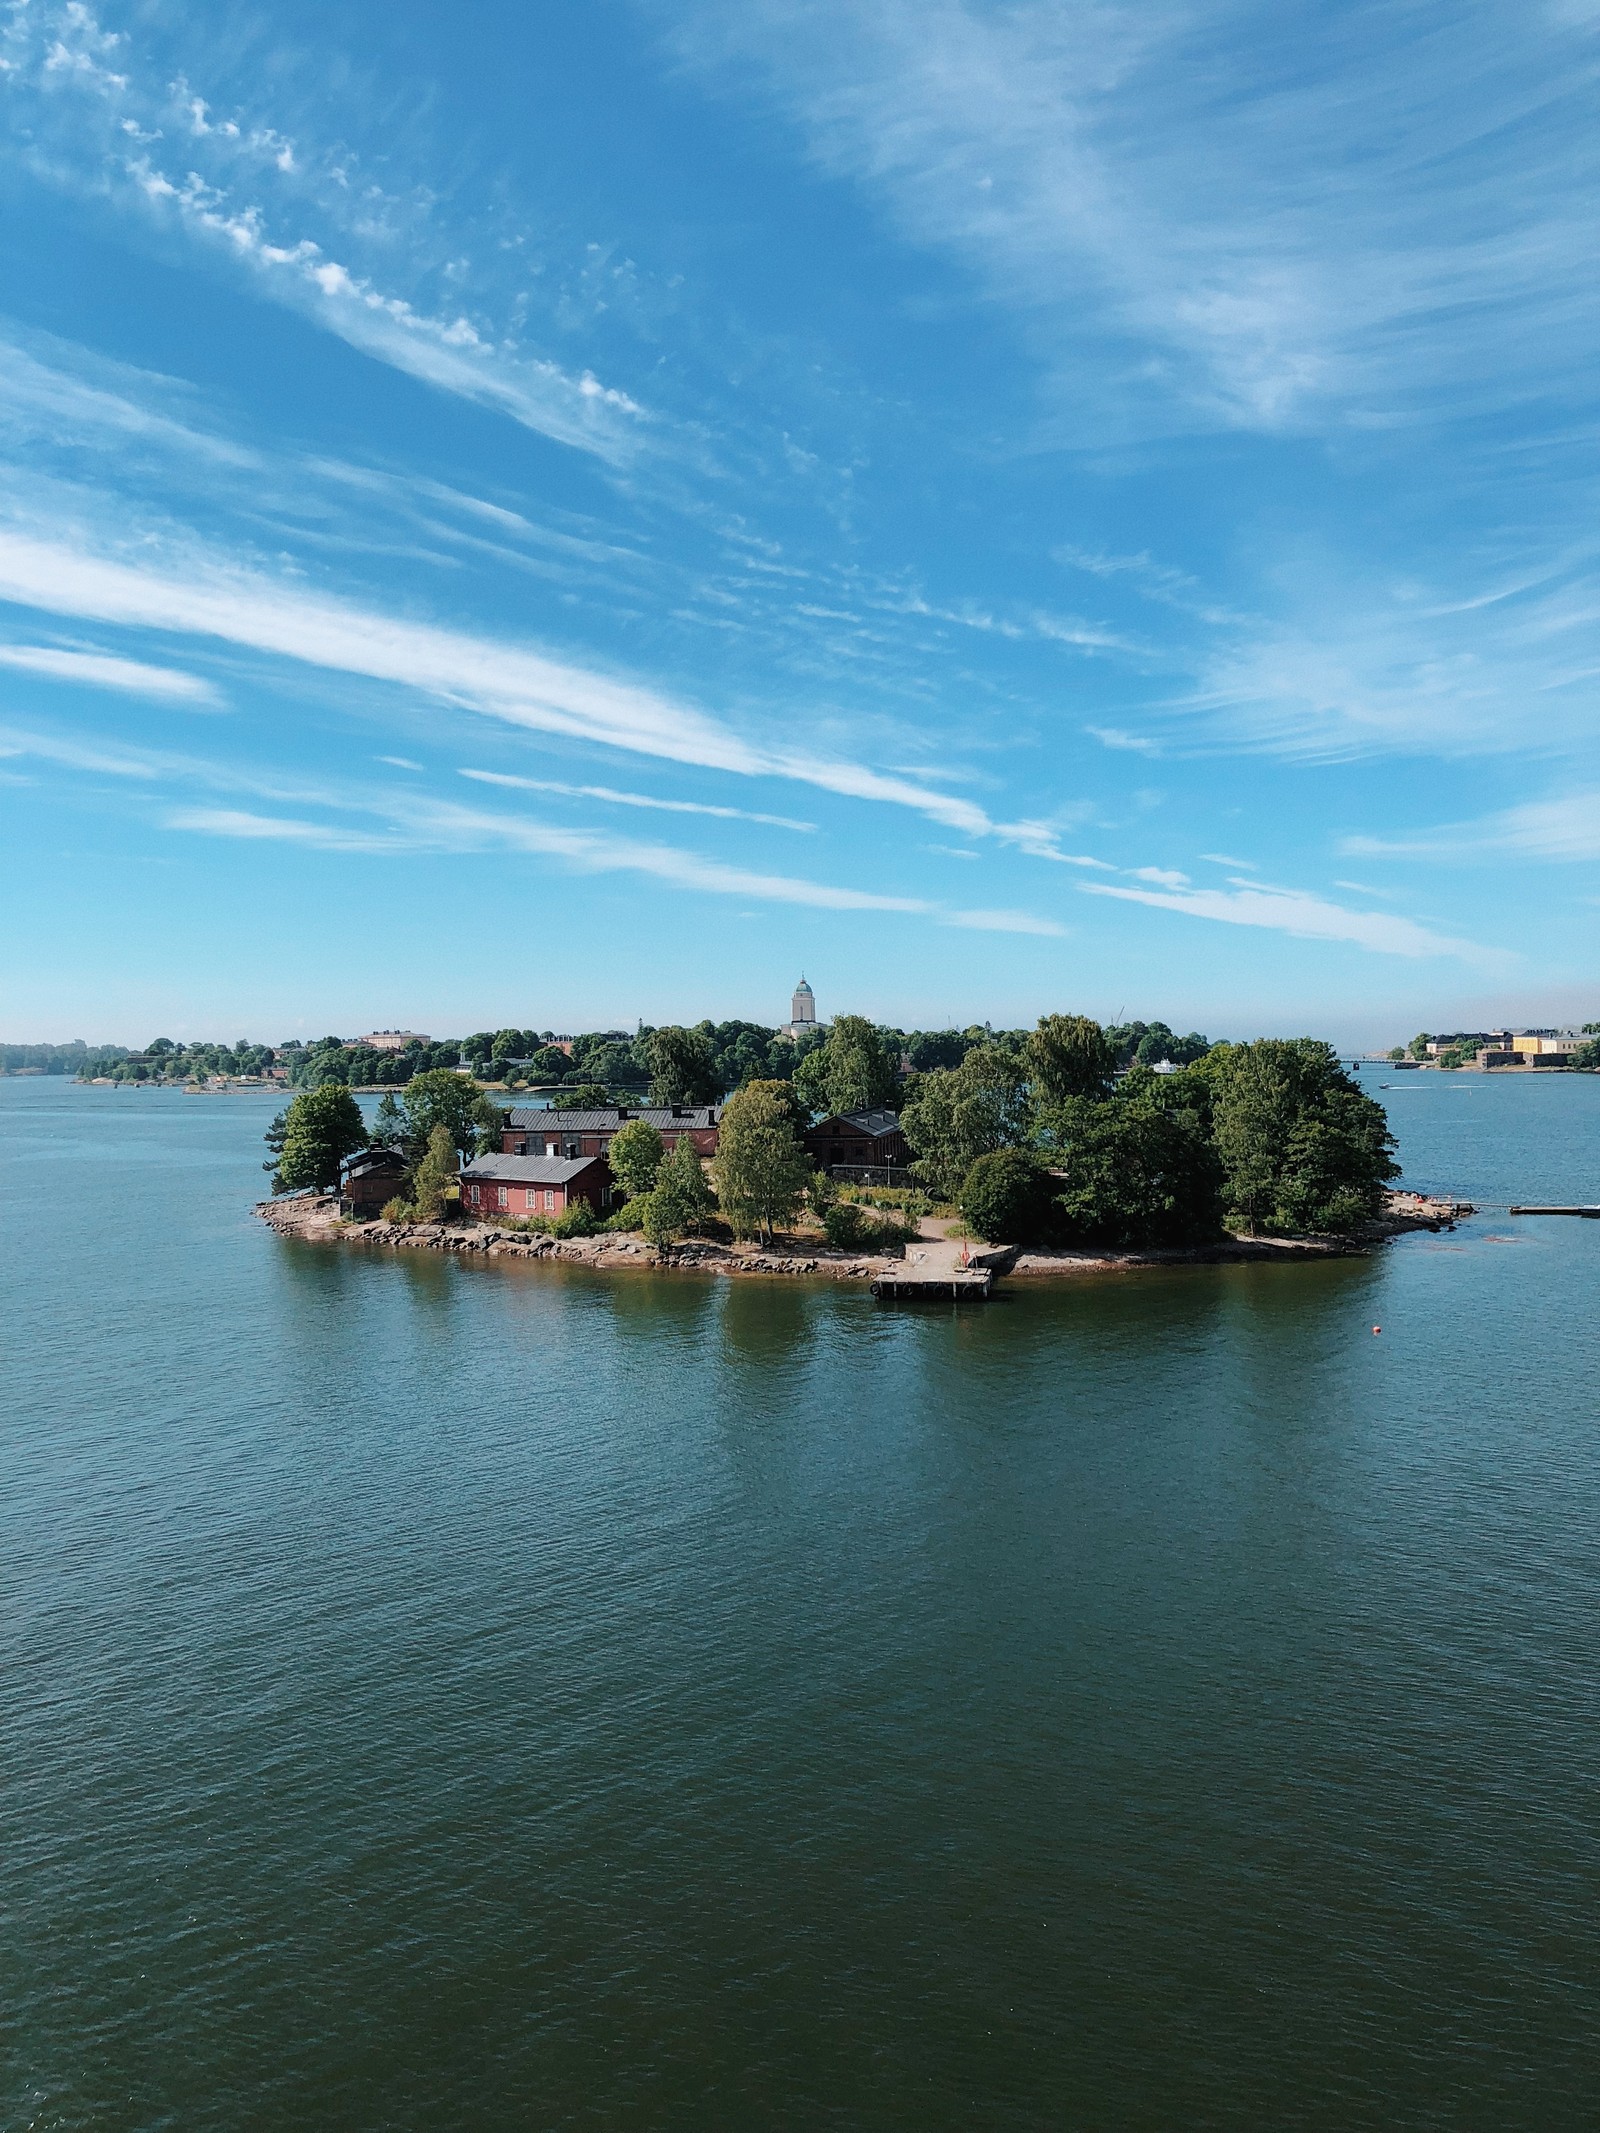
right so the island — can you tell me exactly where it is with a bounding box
[253,1000,1470,1291]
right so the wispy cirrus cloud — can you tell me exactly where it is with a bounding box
[3,2,648,463]
[1086,724,1161,756]
[0,523,998,832]
[1082,876,1501,963]
[4,719,1065,933]
[1345,789,1600,863]
[169,794,1063,930]
[166,806,400,853]
[458,767,814,831]
[663,0,1600,434]
[0,642,222,704]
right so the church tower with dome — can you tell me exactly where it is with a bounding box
[783,976,817,1040]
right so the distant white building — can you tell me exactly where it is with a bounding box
[351,1030,431,1052]
[782,977,818,1040]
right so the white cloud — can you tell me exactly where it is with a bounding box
[942,907,1066,936]
[0,722,161,779]
[6,6,646,464]
[377,755,423,772]
[1128,865,1189,888]
[6,715,1066,931]
[167,787,1057,927]
[0,525,988,831]
[1345,790,1600,862]
[0,643,222,704]
[167,806,399,852]
[665,0,1600,434]
[1086,724,1161,756]
[0,330,258,467]
[995,817,1113,866]
[1081,877,1499,963]
[458,767,814,831]
[119,159,647,463]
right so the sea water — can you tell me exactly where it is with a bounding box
[4,1072,1599,2129]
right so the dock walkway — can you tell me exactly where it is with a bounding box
[872,1239,994,1301]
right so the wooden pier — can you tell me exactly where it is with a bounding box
[1508,1205,1600,1218]
[872,1239,996,1301]
[872,1269,993,1301]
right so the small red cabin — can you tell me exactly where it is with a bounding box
[459,1153,612,1219]
[339,1146,410,1214]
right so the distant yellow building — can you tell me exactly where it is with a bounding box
[1512,1034,1583,1057]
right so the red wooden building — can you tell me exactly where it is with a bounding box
[502,1104,720,1161]
[459,1153,612,1219]
[803,1109,910,1175]
[339,1146,410,1213]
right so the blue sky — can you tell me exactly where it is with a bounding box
[2,0,1598,1046]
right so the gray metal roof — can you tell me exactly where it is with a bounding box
[505,1105,719,1132]
[340,1146,408,1178]
[810,1109,903,1136]
[461,1154,605,1184]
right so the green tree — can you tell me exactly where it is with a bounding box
[643,1137,715,1247]
[371,1089,406,1150]
[401,1070,488,1162]
[525,1045,573,1081]
[957,1148,1059,1244]
[560,1081,612,1109]
[791,1013,900,1117]
[904,1029,972,1072]
[578,1039,640,1087]
[609,1118,666,1199]
[711,1080,812,1242]
[1206,1040,1398,1234]
[644,1024,720,1107]
[1038,1069,1224,1247]
[263,1107,289,1176]
[269,1084,365,1194]
[1408,1032,1432,1061]
[411,1124,458,1221]
[822,1199,876,1249]
[1027,1013,1116,1103]
[900,1044,1029,1201]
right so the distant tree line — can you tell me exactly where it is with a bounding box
[47,1011,1219,1098]
[1,1041,107,1073]
[71,1038,279,1083]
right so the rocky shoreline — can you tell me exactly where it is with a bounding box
[255,1189,1471,1283]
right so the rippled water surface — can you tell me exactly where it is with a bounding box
[5,1072,1600,2130]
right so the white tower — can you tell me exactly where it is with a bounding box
[785,977,817,1039]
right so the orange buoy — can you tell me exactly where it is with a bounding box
[1372,1325,1382,1335]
